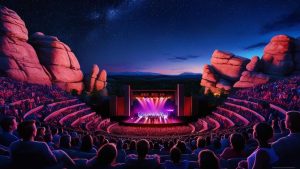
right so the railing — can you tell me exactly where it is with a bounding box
[23,105,44,119]
[59,108,91,125]
[44,103,86,122]
[224,102,265,121]
[212,112,235,127]
[218,107,250,125]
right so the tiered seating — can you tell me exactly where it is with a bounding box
[215,107,250,126]
[59,108,92,125]
[44,103,87,123]
[211,112,235,128]
[97,118,113,131]
[223,102,265,122]
[206,116,220,131]
[1,75,300,169]
[86,116,102,131]
[227,98,271,119]
[0,78,75,122]
[231,75,300,111]
[192,119,208,133]
[71,112,97,128]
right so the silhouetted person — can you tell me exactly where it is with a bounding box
[9,120,57,169]
[272,111,300,168]
[35,127,45,141]
[87,143,123,169]
[125,139,161,169]
[44,132,55,150]
[198,149,220,169]
[273,119,289,141]
[220,133,247,159]
[164,147,189,169]
[80,134,97,153]
[116,139,126,163]
[176,140,191,154]
[247,123,278,169]
[126,140,137,155]
[0,116,18,147]
[193,137,206,156]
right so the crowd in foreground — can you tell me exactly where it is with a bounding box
[0,111,299,169]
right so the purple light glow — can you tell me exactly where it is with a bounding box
[136,97,169,117]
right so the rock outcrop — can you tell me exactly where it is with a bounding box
[201,35,300,94]
[201,50,249,93]
[211,50,250,81]
[0,6,107,93]
[261,35,294,76]
[246,56,261,72]
[0,6,51,85]
[86,64,107,92]
[29,32,84,92]
[233,71,270,88]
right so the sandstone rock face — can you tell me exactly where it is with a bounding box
[202,64,218,83]
[0,6,107,93]
[200,64,218,93]
[246,56,260,72]
[86,64,107,92]
[95,69,107,91]
[233,71,270,88]
[0,6,28,41]
[29,32,84,92]
[201,64,232,93]
[0,6,51,85]
[211,50,250,81]
[87,64,100,92]
[262,35,294,75]
[201,35,300,93]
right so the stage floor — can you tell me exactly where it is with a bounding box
[107,122,195,137]
[121,116,185,126]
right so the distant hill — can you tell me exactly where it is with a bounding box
[108,72,162,76]
[178,72,201,76]
[108,71,201,76]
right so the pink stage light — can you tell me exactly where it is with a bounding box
[136,97,169,117]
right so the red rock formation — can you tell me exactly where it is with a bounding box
[0,6,51,85]
[262,35,294,75]
[29,32,84,92]
[201,64,233,93]
[95,69,107,91]
[87,64,100,92]
[246,56,260,72]
[200,64,219,93]
[233,71,270,88]
[86,64,107,92]
[211,50,250,81]
[201,35,300,93]
[0,6,107,93]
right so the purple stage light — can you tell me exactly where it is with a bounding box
[136,97,170,117]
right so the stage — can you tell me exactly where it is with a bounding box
[120,116,187,127]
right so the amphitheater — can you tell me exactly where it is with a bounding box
[1,75,295,138]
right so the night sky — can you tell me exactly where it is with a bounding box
[1,0,300,75]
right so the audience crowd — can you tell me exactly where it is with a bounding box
[0,111,299,169]
[231,75,300,111]
[0,76,300,169]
